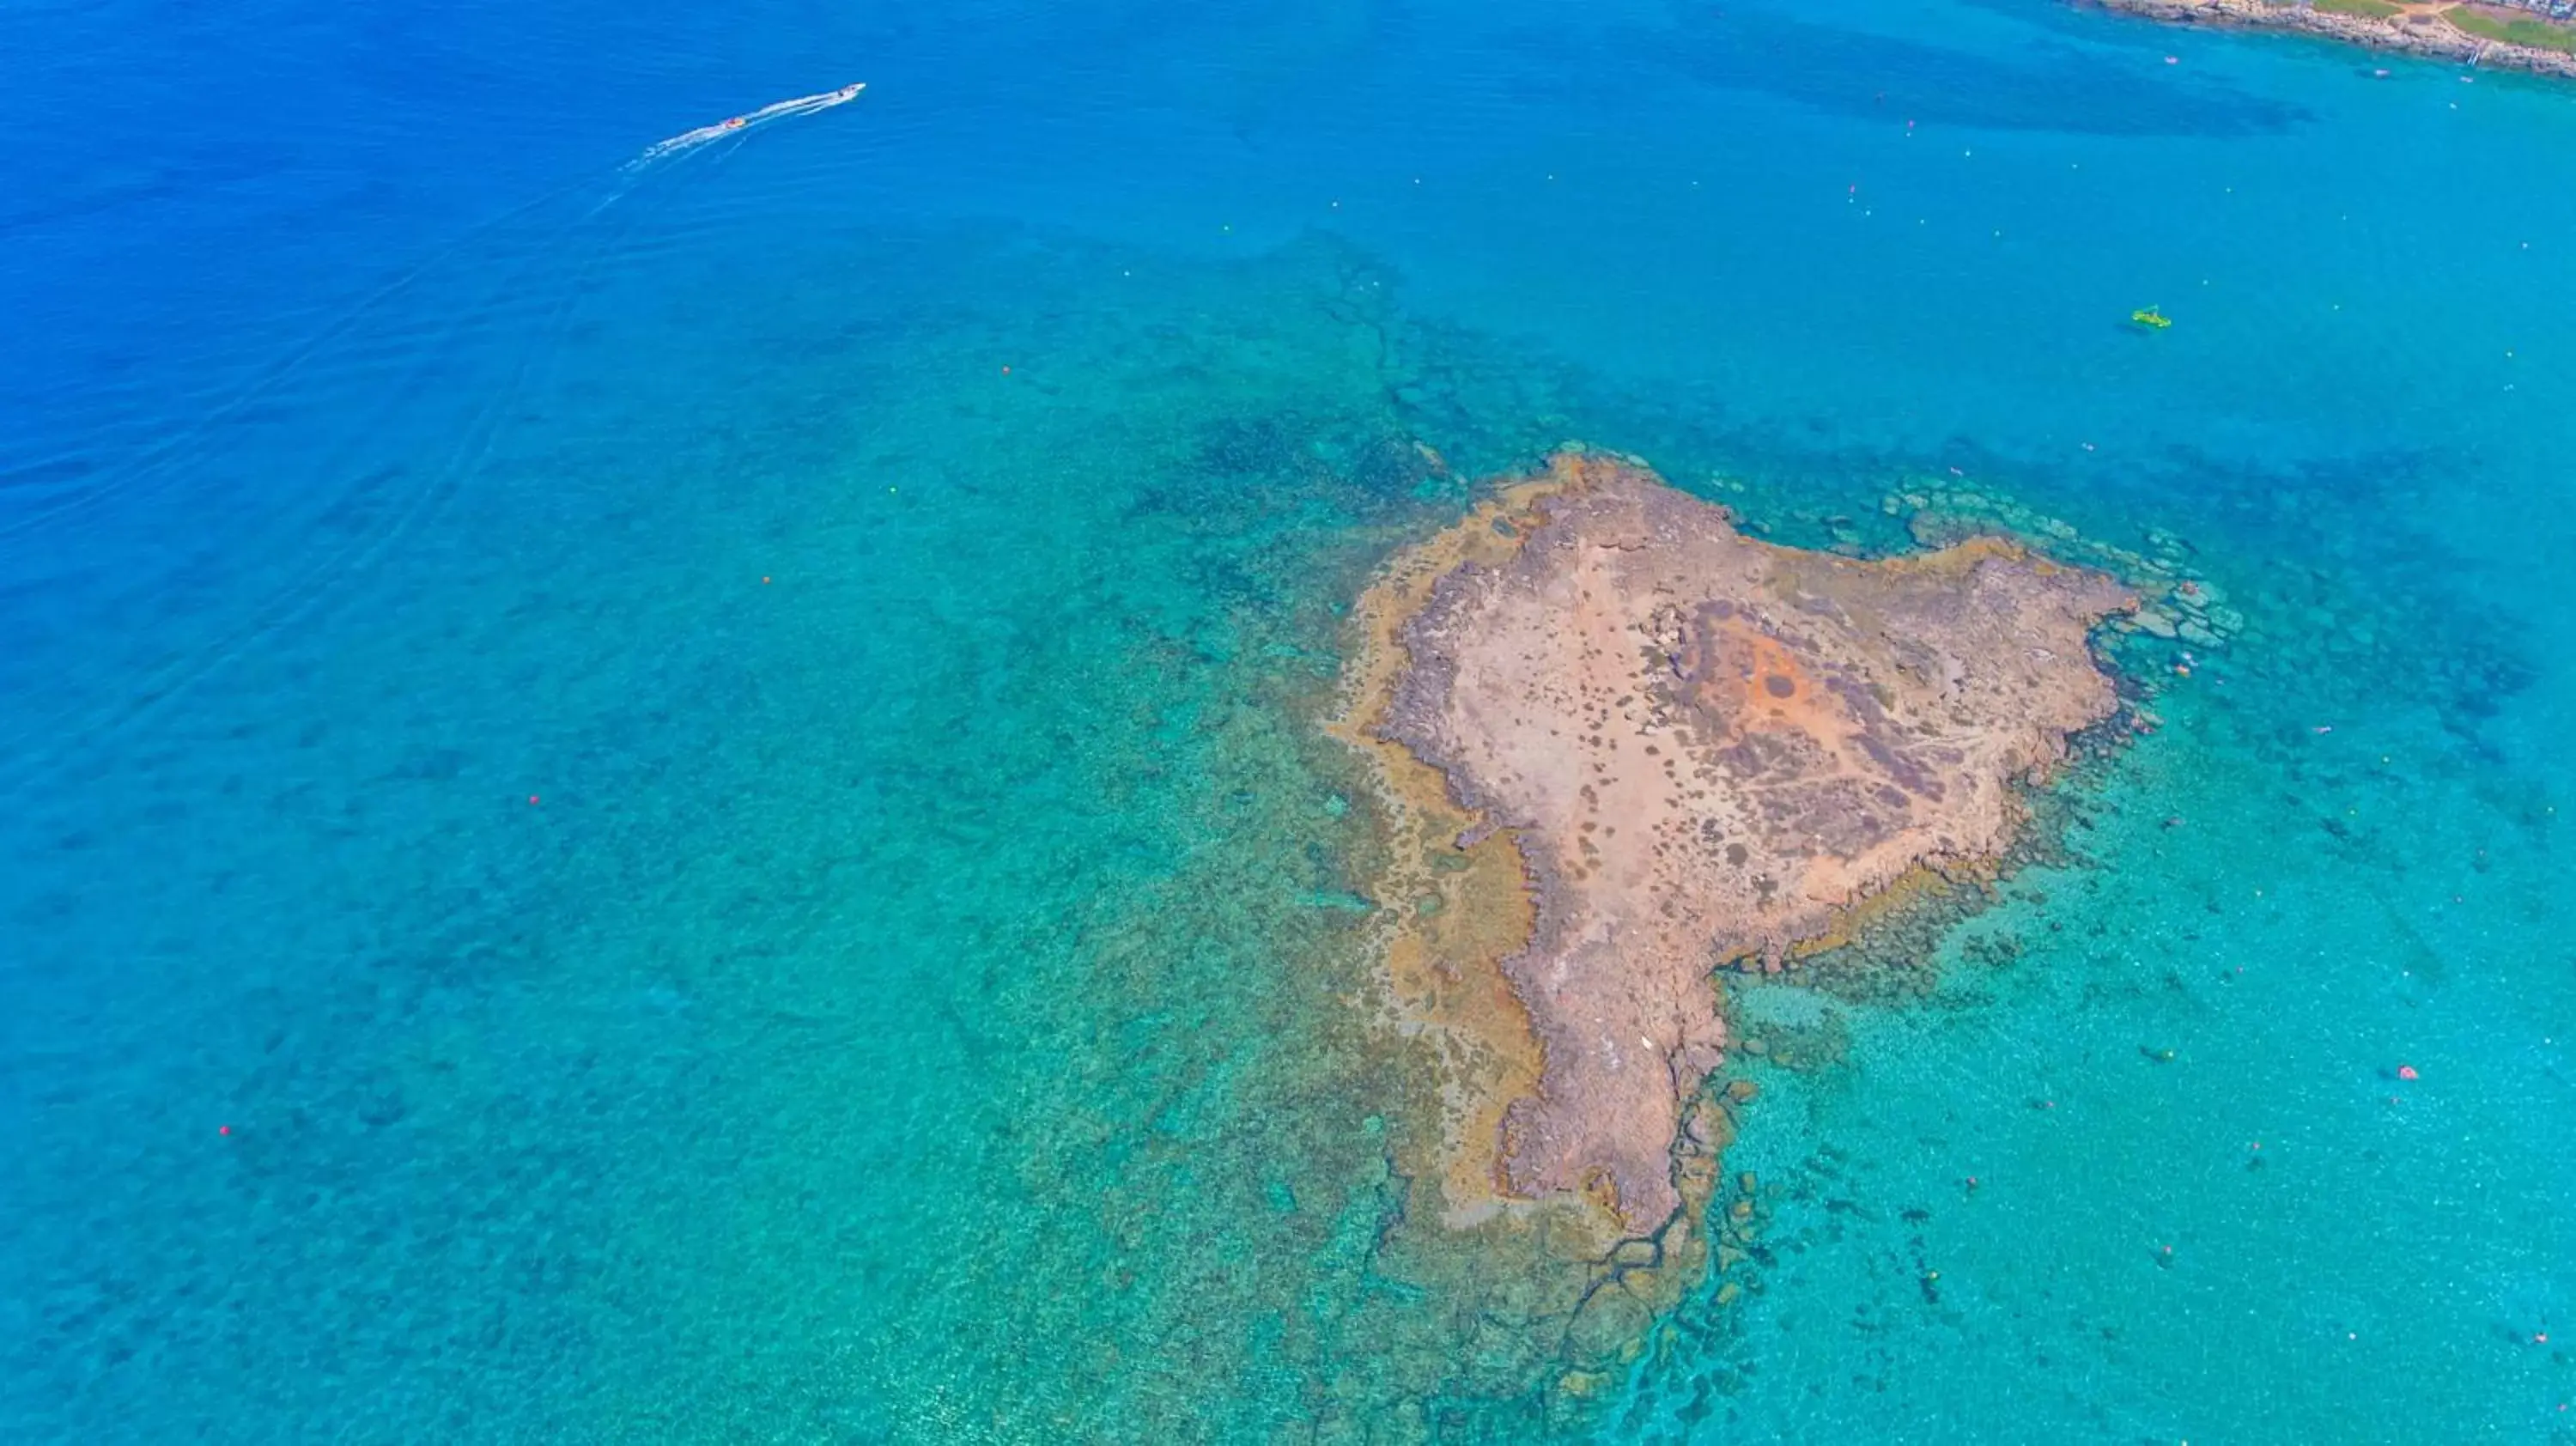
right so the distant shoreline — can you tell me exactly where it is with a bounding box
[2089,0,2576,81]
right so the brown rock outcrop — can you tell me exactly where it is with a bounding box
[1340,452,2133,1236]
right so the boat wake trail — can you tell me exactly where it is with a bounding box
[0,82,869,791]
[626,82,866,172]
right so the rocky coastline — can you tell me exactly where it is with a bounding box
[2090,0,2576,81]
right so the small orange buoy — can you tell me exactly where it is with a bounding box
[2397,1064,2419,1081]
[528,795,541,806]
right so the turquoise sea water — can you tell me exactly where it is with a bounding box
[6,0,2575,1439]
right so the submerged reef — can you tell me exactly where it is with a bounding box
[1334,449,2135,1261]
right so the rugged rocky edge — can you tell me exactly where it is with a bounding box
[2091,0,2576,82]
[1334,451,2135,1245]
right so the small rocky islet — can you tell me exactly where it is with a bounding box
[1331,449,2149,1319]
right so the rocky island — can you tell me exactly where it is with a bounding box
[1334,452,2135,1251]
[2093,0,2576,82]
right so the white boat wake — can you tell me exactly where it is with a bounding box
[627,82,866,170]
[2,81,877,787]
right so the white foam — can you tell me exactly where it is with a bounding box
[627,82,866,171]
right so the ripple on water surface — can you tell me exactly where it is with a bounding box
[7,0,2576,1438]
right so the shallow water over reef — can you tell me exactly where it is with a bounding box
[5,0,2575,1439]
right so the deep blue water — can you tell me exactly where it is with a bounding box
[7,0,2576,1439]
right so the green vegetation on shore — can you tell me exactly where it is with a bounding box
[2317,0,2402,21]
[2445,5,2576,52]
